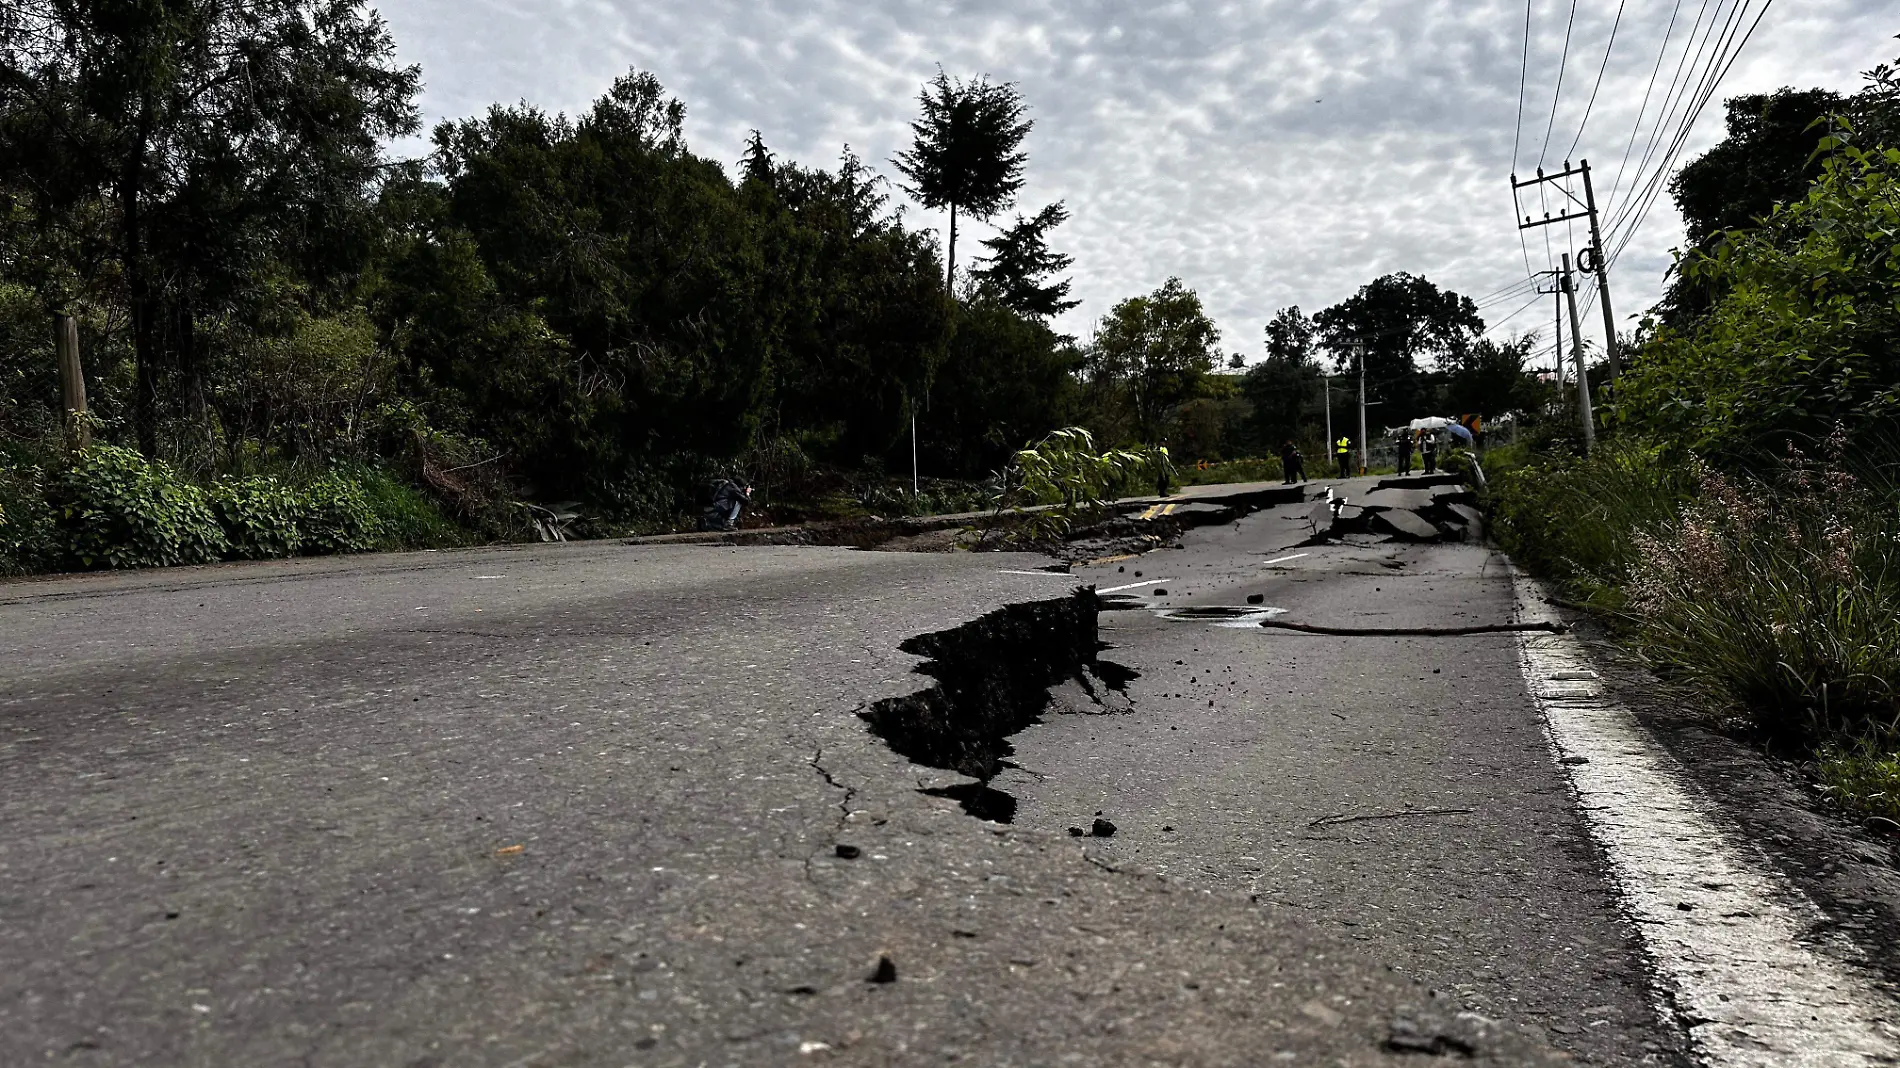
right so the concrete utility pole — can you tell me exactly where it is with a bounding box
[1578,161,1620,382]
[1561,254,1595,454]
[1323,374,1332,452]
[1353,341,1368,475]
[1513,159,1621,384]
[54,312,89,448]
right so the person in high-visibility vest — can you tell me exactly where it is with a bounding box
[1334,436,1353,480]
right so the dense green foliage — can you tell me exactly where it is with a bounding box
[1496,55,1900,821]
[1,6,1555,574]
[1623,138,1900,458]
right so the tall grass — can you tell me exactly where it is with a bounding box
[1626,433,1900,746]
[1491,439,1699,611]
[1495,428,1900,768]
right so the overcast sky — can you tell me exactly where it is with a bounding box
[375,0,1894,365]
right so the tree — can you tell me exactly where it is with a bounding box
[1264,306,1317,363]
[1313,273,1482,422]
[1438,335,1543,420]
[1624,137,1900,459]
[1085,277,1220,444]
[892,69,1031,292]
[969,202,1078,320]
[1241,307,1323,449]
[0,0,421,454]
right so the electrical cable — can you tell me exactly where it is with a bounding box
[1605,0,1748,239]
[1606,0,1773,268]
[1566,0,1628,159]
[1607,0,1687,212]
[1482,291,1547,334]
[1538,0,1581,169]
[1607,0,1726,230]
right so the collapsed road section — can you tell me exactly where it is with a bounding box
[859,587,1137,821]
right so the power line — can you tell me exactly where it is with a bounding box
[1606,0,1774,268]
[1483,291,1547,334]
[1512,0,1533,172]
[1606,0,1688,212]
[1605,0,1743,238]
[1607,0,1725,225]
[1538,0,1580,168]
[1565,0,1628,160]
[1513,0,1537,278]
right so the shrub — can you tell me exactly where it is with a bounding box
[1817,746,1900,825]
[295,471,382,554]
[1491,438,1697,609]
[210,476,304,559]
[350,465,467,550]
[53,445,228,569]
[0,463,57,575]
[1626,433,1900,745]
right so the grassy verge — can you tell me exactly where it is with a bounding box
[1490,431,1900,822]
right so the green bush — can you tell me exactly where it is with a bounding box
[1817,745,1900,825]
[53,445,228,569]
[0,463,57,575]
[1491,439,1697,610]
[350,466,467,550]
[210,476,304,559]
[1625,437,1900,745]
[295,471,382,555]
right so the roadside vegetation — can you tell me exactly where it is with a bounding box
[1490,57,1900,824]
[1,2,1556,577]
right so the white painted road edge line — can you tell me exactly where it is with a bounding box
[1262,553,1310,566]
[1096,578,1173,595]
[1512,570,1900,1067]
[995,570,1078,578]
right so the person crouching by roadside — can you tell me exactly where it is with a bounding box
[1280,441,1306,484]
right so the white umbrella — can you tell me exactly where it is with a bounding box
[1407,416,1453,431]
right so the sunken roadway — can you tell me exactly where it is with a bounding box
[3,476,1889,1066]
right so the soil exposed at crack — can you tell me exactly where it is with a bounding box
[858,588,1135,821]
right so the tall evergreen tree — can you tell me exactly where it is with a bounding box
[892,69,1031,292]
[970,202,1078,321]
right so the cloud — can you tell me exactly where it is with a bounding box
[378,0,1897,359]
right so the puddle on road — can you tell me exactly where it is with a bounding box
[1151,605,1288,628]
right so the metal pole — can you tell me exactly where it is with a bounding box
[1562,254,1595,453]
[1579,160,1619,382]
[1354,342,1368,475]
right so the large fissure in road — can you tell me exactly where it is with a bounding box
[859,588,1129,820]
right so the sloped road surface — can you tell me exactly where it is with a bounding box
[2,478,1892,1066]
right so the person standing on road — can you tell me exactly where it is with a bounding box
[1334,435,1353,480]
[1396,430,1414,475]
[1421,432,1439,475]
[1280,440,1306,484]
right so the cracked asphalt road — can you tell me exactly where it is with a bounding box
[1014,479,1680,1065]
[4,500,1606,1066]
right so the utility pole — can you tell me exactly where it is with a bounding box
[1578,162,1620,382]
[1323,374,1332,452]
[54,312,89,448]
[1512,159,1620,382]
[1561,254,1595,453]
[1353,341,1368,475]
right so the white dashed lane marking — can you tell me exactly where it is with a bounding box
[1513,571,1899,1067]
